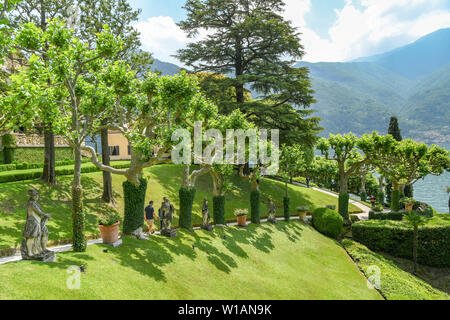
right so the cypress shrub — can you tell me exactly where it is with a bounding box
[123,178,147,235]
[404,184,414,198]
[360,191,367,202]
[213,195,226,225]
[391,189,401,211]
[179,187,196,229]
[72,185,86,252]
[283,197,290,221]
[377,191,385,206]
[3,148,14,164]
[2,134,16,164]
[352,219,450,267]
[312,208,343,239]
[338,193,350,220]
[250,190,261,224]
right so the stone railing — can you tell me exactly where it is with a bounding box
[13,134,70,147]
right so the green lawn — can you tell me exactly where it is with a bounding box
[342,239,449,300]
[0,221,382,300]
[0,164,361,250]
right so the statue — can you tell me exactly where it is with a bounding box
[267,198,277,224]
[20,188,56,262]
[159,197,177,237]
[201,198,214,231]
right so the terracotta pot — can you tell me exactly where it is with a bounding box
[405,205,413,212]
[236,215,247,227]
[98,221,120,244]
[298,211,307,220]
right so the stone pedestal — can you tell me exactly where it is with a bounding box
[161,229,177,238]
[268,218,278,224]
[201,224,214,232]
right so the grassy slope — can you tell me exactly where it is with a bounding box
[0,221,382,300]
[342,239,449,300]
[0,164,361,250]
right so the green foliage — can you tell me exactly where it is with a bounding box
[122,178,147,235]
[388,117,402,141]
[98,212,121,226]
[360,191,367,202]
[338,193,350,221]
[13,147,74,163]
[71,185,86,252]
[283,197,290,221]
[1,133,16,148]
[234,209,248,217]
[212,195,225,225]
[0,158,88,171]
[2,147,13,164]
[312,208,343,239]
[179,187,196,229]
[250,190,261,224]
[369,211,403,221]
[391,189,401,211]
[377,191,385,206]
[352,216,450,267]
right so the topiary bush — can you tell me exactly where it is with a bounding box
[312,208,343,239]
[213,195,226,225]
[352,217,450,267]
[369,211,403,221]
[283,197,290,221]
[360,191,367,202]
[391,189,401,211]
[377,191,385,206]
[123,178,147,235]
[179,187,196,229]
[338,193,349,220]
[250,190,260,224]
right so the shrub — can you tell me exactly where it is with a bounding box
[213,195,226,225]
[360,191,367,202]
[368,211,403,221]
[352,217,450,267]
[283,197,290,221]
[377,191,385,206]
[312,208,343,239]
[250,190,260,224]
[338,193,349,220]
[179,187,196,229]
[391,189,401,211]
[122,178,147,235]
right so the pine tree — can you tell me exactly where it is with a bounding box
[388,116,402,142]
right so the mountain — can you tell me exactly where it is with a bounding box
[151,58,181,76]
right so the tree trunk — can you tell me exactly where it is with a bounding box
[123,177,147,235]
[338,168,350,222]
[72,147,86,252]
[41,128,56,184]
[413,226,418,275]
[101,128,115,204]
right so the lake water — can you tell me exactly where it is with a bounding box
[413,171,449,213]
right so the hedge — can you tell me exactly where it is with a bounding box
[283,197,290,221]
[13,147,74,163]
[213,195,226,225]
[352,217,450,267]
[122,178,147,235]
[0,161,130,183]
[312,208,343,239]
[369,211,403,221]
[179,187,196,229]
[250,190,261,224]
[0,158,91,172]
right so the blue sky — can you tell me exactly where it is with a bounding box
[130,0,450,65]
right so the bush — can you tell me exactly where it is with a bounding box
[250,190,260,224]
[360,191,367,202]
[213,195,226,225]
[391,189,401,211]
[283,197,290,221]
[377,191,385,206]
[352,217,450,267]
[122,178,147,235]
[369,211,403,221]
[312,208,343,239]
[179,187,196,229]
[338,193,349,220]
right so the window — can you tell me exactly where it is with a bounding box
[108,146,120,156]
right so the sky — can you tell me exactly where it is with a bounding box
[129,0,450,65]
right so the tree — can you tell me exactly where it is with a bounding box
[14,19,122,251]
[386,116,403,201]
[77,0,153,204]
[317,134,367,222]
[176,0,318,147]
[10,0,73,184]
[404,211,427,275]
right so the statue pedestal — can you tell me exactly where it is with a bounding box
[201,224,214,232]
[268,218,278,224]
[161,229,177,238]
[21,249,56,263]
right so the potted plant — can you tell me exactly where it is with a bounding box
[98,212,121,244]
[234,209,248,227]
[402,197,415,212]
[297,206,310,220]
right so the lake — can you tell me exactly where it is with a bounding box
[414,171,449,213]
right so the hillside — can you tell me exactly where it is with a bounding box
[0,222,383,300]
[0,164,361,250]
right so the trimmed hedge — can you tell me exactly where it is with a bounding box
[213,195,226,225]
[312,208,343,239]
[122,178,147,235]
[0,161,130,183]
[369,211,403,221]
[283,197,290,221]
[0,158,90,172]
[391,189,401,211]
[352,217,450,267]
[250,190,261,224]
[179,187,196,229]
[338,193,349,220]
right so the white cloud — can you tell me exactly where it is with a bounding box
[283,0,450,62]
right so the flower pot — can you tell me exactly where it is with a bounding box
[236,215,247,227]
[405,205,413,212]
[98,221,120,244]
